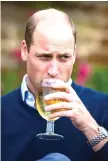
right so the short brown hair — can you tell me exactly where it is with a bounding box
[25,8,76,52]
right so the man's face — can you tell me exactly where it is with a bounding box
[21,22,76,94]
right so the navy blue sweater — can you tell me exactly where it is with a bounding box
[1,82,108,161]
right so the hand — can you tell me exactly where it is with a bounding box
[44,80,99,141]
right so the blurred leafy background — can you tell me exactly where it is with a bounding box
[1,1,108,95]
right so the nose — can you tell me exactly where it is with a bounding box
[47,60,59,77]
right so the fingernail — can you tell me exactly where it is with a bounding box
[51,83,57,87]
[44,106,48,111]
[44,95,48,100]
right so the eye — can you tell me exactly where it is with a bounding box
[59,55,71,61]
[38,55,52,61]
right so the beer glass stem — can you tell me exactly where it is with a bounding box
[46,120,54,134]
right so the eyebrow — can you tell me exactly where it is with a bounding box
[35,52,72,56]
[35,52,53,56]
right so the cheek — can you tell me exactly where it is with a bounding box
[64,63,73,77]
[27,57,48,75]
[63,62,73,71]
[66,66,73,74]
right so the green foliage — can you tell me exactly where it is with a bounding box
[1,68,21,95]
[86,66,108,93]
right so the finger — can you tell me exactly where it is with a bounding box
[50,80,79,97]
[50,81,71,93]
[44,92,73,102]
[45,102,73,111]
[49,109,75,119]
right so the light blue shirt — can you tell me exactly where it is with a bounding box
[21,74,72,109]
[21,74,35,108]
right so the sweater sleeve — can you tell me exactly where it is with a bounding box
[94,94,108,161]
[93,142,108,161]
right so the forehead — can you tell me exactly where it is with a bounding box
[32,24,75,53]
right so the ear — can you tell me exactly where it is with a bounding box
[21,40,28,61]
[72,44,76,64]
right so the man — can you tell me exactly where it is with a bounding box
[1,8,108,161]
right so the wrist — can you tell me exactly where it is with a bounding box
[84,126,108,151]
[83,124,99,141]
[92,138,108,152]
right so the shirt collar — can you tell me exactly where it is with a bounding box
[21,74,29,101]
[67,78,72,86]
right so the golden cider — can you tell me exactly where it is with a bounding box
[36,87,67,121]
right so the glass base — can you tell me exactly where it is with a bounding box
[36,132,64,140]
